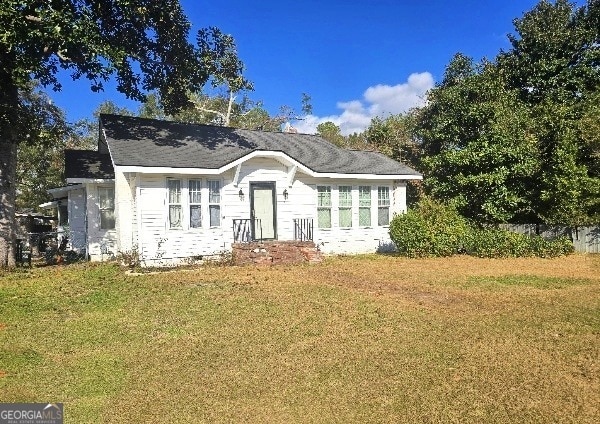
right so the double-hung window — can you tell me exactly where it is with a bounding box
[358,186,371,227]
[98,187,115,230]
[317,186,332,228]
[378,187,391,226]
[208,180,221,227]
[167,179,182,229]
[189,179,202,228]
[338,186,353,228]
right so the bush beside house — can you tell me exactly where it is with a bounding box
[389,199,574,258]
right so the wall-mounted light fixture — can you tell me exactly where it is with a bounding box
[283,189,289,200]
[238,189,244,201]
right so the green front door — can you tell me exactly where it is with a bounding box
[250,182,276,240]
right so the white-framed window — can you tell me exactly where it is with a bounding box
[359,186,371,227]
[378,186,391,226]
[58,203,68,227]
[317,185,332,228]
[338,185,353,228]
[189,179,202,228]
[208,180,221,227]
[98,187,115,230]
[167,179,182,229]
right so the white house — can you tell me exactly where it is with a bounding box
[45,114,422,265]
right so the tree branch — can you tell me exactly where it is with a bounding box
[56,50,72,62]
[25,15,42,23]
[194,105,225,122]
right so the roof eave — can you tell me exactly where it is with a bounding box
[66,178,115,184]
[113,150,422,180]
[47,184,85,198]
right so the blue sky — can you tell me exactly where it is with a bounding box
[46,0,586,135]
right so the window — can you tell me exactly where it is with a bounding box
[338,186,353,228]
[208,180,221,227]
[58,203,68,227]
[189,179,202,228]
[98,187,115,230]
[378,187,391,226]
[167,179,182,228]
[317,186,332,228]
[359,186,371,226]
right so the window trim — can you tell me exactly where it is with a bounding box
[98,186,115,230]
[378,186,391,226]
[358,185,372,227]
[167,178,183,229]
[317,185,332,229]
[338,185,353,228]
[207,179,222,228]
[188,178,202,229]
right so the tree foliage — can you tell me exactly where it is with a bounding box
[364,113,420,170]
[15,84,71,210]
[173,93,283,130]
[418,57,539,223]
[194,27,254,126]
[0,0,224,266]
[499,0,600,225]
[1,0,207,112]
[316,121,345,146]
[418,0,600,225]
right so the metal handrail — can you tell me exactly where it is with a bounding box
[233,219,262,242]
[293,218,313,241]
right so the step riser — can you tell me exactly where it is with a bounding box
[232,241,323,265]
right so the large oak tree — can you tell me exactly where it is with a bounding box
[0,0,214,266]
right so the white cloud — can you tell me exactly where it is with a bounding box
[293,72,434,136]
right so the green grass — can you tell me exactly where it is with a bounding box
[1,255,599,423]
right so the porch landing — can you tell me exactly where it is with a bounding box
[232,241,322,265]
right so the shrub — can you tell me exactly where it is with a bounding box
[464,227,575,258]
[528,235,574,258]
[389,198,575,258]
[389,198,470,257]
[464,227,531,258]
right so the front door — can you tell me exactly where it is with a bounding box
[250,182,277,240]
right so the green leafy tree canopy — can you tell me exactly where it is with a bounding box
[0,0,227,266]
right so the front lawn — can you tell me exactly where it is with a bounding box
[1,255,598,423]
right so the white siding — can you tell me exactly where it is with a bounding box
[296,176,400,254]
[137,174,229,265]
[392,181,407,216]
[229,157,296,241]
[67,187,87,253]
[114,169,135,253]
[127,157,408,264]
[131,173,139,251]
[86,183,117,261]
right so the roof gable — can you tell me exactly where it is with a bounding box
[99,114,421,177]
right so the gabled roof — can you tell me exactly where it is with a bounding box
[65,150,114,180]
[99,114,421,178]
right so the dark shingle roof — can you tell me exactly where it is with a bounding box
[65,150,114,179]
[99,114,421,176]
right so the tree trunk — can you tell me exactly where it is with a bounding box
[0,139,17,267]
[224,90,235,127]
[0,54,20,267]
